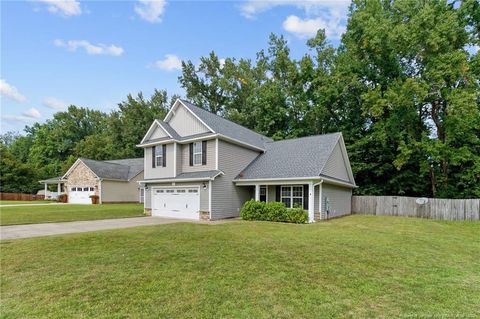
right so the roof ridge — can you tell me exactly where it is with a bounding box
[267,132,341,144]
[180,99,272,141]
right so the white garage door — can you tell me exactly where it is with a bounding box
[152,188,200,220]
[69,186,95,204]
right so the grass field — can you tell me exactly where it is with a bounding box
[0,200,55,205]
[0,203,144,226]
[1,215,479,318]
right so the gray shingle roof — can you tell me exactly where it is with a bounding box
[142,170,222,181]
[236,133,344,180]
[158,121,181,140]
[180,99,272,149]
[79,158,143,181]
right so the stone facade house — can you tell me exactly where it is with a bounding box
[41,158,144,204]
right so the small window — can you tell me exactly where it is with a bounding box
[188,189,198,193]
[155,146,163,167]
[156,189,164,194]
[71,187,76,191]
[176,189,186,193]
[260,186,267,202]
[84,187,89,191]
[89,187,94,191]
[166,189,174,193]
[193,142,202,165]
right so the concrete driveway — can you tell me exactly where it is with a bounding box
[0,217,185,240]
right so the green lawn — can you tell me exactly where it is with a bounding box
[0,203,144,226]
[0,200,55,205]
[1,215,479,318]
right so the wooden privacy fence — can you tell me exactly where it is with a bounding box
[352,196,480,221]
[0,192,45,201]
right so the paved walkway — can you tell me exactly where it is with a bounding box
[0,217,186,240]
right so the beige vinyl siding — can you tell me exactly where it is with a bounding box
[180,139,216,173]
[211,140,260,219]
[168,105,210,137]
[322,142,351,182]
[322,183,352,218]
[101,172,144,203]
[144,143,175,179]
[148,125,168,140]
[143,181,209,212]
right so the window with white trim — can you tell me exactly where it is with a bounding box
[281,186,303,208]
[155,146,163,167]
[193,142,202,165]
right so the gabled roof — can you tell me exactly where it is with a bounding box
[235,133,355,186]
[174,99,272,149]
[65,158,144,181]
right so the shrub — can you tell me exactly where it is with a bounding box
[240,200,308,223]
[57,194,68,203]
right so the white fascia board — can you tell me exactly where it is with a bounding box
[234,177,322,186]
[217,134,265,152]
[338,134,356,186]
[139,120,172,145]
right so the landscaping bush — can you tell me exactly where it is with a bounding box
[240,200,308,223]
[57,194,68,203]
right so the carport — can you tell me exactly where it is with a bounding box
[39,176,66,200]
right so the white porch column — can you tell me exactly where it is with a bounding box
[44,183,48,198]
[57,183,61,194]
[308,181,315,223]
[318,181,323,220]
[255,184,261,201]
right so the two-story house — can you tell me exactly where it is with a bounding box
[137,99,356,222]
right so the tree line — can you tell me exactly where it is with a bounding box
[1,0,479,198]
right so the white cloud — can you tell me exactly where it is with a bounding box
[151,54,182,71]
[240,0,349,39]
[43,97,68,110]
[0,79,27,103]
[219,58,226,68]
[283,14,345,39]
[37,0,82,16]
[54,39,124,56]
[135,0,166,23]
[1,115,35,123]
[22,108,42,119]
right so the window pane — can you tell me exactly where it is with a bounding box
[193,142,202,153]
[282,198,291,208]
[260,187,266,196]
[156,156,163,166]
[194,153,202,165]
[90,187,94,191]
[293,198,303,208]
[281,186,291,197]
[293,186,303,197]
[155,147,163,156]
[71,187,76,191]
[83,187,89,191]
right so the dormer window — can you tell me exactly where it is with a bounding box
[193,142,202,165]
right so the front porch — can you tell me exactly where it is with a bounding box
[39,177,67,200]
[236,179,327,223]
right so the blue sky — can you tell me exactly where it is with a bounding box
[1,0,350,133]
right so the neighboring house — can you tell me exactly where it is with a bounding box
[138,99,356,222]
[40,158,144,204]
